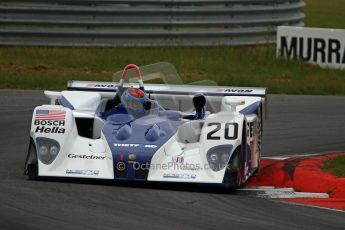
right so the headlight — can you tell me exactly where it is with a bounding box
[210,153,218,162]
[50,146,59,156]
[36,137,60,165]
[221,153,230,163]
[207,145,233,171]
[39,145,49,156]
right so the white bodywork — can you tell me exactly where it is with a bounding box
[29,82,265,184]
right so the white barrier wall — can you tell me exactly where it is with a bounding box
[277,26,345,69]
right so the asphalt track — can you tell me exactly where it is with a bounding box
[0,90,344,230]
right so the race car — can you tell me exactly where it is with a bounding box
[24,62,266,188]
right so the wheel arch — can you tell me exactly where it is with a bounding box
[24,137,38,178]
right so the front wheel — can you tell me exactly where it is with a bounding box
[223,148,243,189]
[223,123,246,189]
[24,139,38,180]
[255,105,263,172]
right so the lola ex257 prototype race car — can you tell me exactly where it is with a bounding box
[24,63,267,188]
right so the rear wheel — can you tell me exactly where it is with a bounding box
[24,139,38,180]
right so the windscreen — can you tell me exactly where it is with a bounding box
[112,62,182,85]
[112,62,219,112]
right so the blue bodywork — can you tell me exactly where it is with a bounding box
[101,103,186,180]
[239,101,261,116]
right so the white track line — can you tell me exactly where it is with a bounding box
[272,199,345,213]
[241,187,343,212]
[264,150,345,160]
[240,187,329,199]
[252,153,345,211]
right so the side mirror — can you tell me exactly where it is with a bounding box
[224,97,245,112]
[44,91,62,105]
[193,94,206,119]
[193,94,206,109]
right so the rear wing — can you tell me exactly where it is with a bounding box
[67,80,268,118]
[67,80,266,97]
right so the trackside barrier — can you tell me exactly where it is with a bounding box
[0,0,305,46]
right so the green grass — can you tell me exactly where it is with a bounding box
[0,0,345,93]
[305,0,345,29]
[322,155,345,177]
[1,46,345,94]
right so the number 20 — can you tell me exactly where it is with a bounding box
[207,122,238,140]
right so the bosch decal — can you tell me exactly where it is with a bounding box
[34,110,66,134]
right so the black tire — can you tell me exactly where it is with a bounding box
[255,105,263,172]
[24,139,38,180]
[224,122,246,189]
